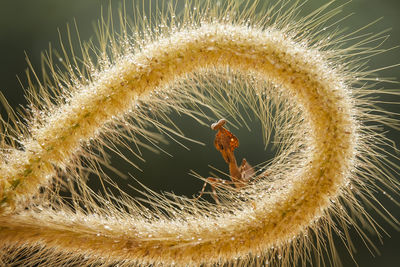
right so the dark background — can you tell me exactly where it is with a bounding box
[0,0,399,266]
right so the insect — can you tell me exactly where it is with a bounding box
[194,119,256,203]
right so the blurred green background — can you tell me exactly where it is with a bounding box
[0,0,399,266]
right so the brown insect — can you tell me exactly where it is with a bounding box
[194,119,255,203]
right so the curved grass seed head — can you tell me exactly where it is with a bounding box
[0,0,399,266]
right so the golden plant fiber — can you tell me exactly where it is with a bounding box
[0,0,399,266]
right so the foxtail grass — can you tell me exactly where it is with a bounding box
[0,0,399,266]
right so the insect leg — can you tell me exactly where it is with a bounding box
[194,177,234,203]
